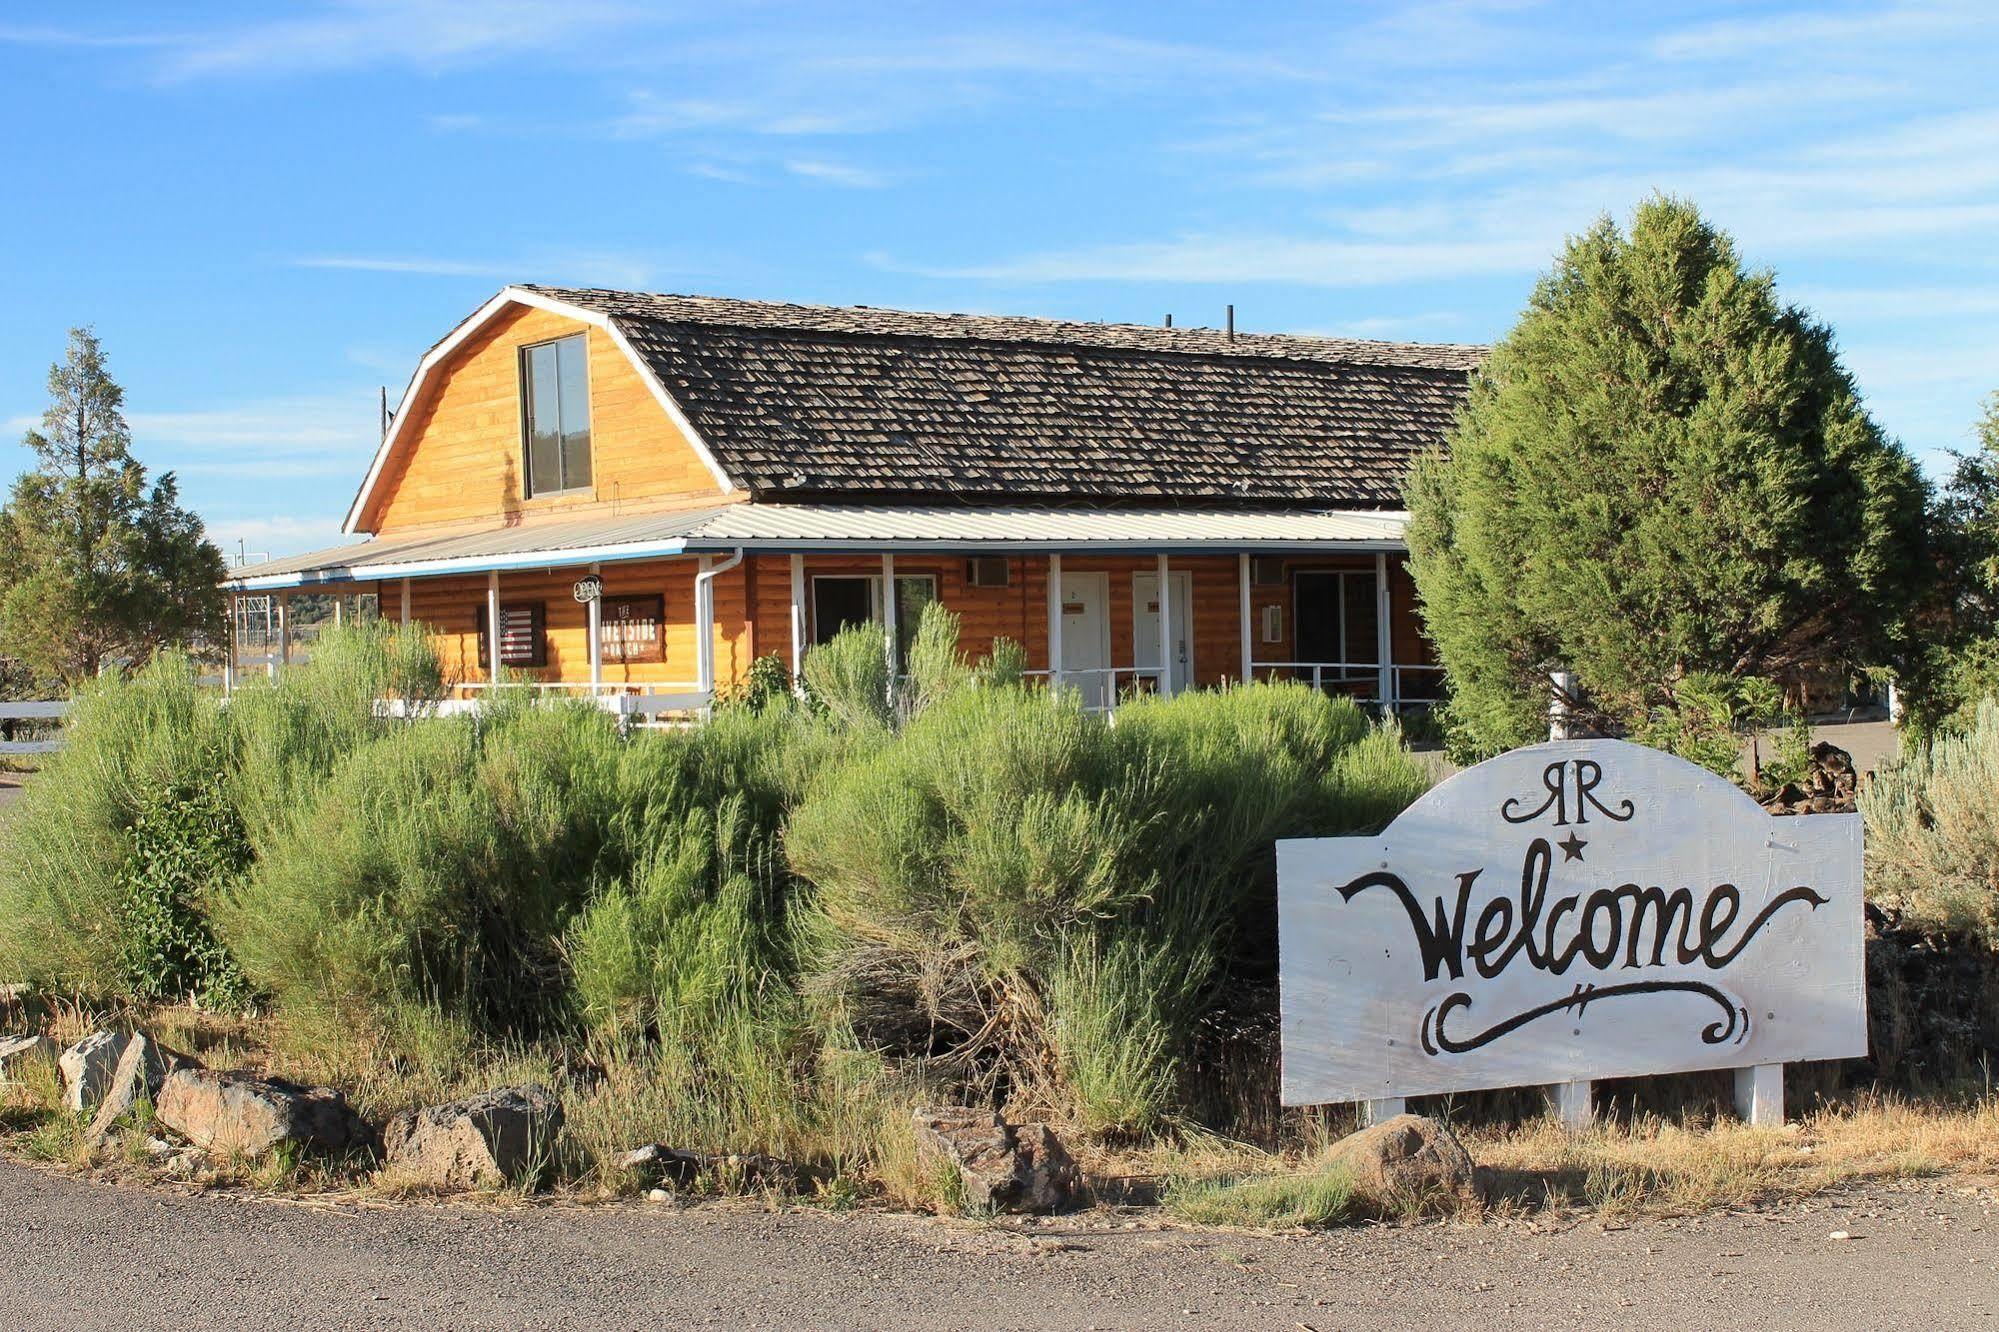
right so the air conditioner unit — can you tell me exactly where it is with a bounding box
[966,556,1011,588]
[1251,556,1287,586]
[1261,604,1284,644]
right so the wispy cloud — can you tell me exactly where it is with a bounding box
[208,514,359,561]
[154,0,644,82]
[1651,1,1984,62]
[0,24,175,49]
[784,159,889,189]
[294,249,667,287]
[129,397,376,454]
[891,231,1552,288]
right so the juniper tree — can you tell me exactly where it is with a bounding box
[0,328,227,683]
[1405,198,1930,757]
[1909,394,1999,733]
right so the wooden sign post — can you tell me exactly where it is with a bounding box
[1278,740,1865,1127]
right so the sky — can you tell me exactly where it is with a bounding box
[2,0,1995,562]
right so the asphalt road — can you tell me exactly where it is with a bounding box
[1,1162,1992,1330]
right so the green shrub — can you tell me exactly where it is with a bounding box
[566,798,777,1040]
[117,778,250,1008]
[224,619,443,843]
[0,651,232,994]
[1862,698,1999,948]
[789,672,1428,1134]
[801,621,891,731]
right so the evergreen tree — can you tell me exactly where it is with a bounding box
[1406,198,1931,756]
[0,328,226,683]
[1909,394,1999,733]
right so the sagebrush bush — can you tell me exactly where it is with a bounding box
[789,675,1428,1135]
[1,613,1431,1169]
[1862,697,1999,948]
[0,651,234,994]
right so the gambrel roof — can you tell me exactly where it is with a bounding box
[344,285,1484,533]
[525,285,1483,508]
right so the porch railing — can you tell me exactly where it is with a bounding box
[1248,661,1444,710]
[0,701,67,755]
[405,680,714,721]
[1020,665,1167,709]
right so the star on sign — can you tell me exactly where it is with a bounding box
[1557,831,1588,862]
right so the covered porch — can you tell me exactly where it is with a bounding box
[223,504,1441,717]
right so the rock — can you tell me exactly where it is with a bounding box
[0,1033,46,1077]
[619,1143,704,1187]
[59,1032,122,1111]
[84,1034,185,1141]
[1322,1113,1480,1206]
[155,1068,365,1157]
[383,1085,563,1190]
[1762,742,1859,816]
[910,1107,1080,1214]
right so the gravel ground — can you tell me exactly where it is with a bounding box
[2,1161,1993,1330]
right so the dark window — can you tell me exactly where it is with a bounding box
[1293,570,1377,679]
[893,576,936,663]
[476,601,547,668]
[809,575,937,662]
[520,335,591,496]
[811,577,875,646]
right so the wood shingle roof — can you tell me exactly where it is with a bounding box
[519,285,1485,509]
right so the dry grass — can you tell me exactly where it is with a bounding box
[1100,1095,1999,1230]
[1469,1096,1999,1219]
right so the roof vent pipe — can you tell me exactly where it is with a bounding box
[1163,313,1172,328]
[1226,305,1235,340]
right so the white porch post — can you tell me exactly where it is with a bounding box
[277,592,291,672]
[332,595,344,629]
[1237,553,1253,686]
[1047,553,1063,693]
[1156,552,1173,698]
[788,554,807,684]
[881,552,898,679]
[399,577,412,625]
[222,595,236,697]
[1374,551,1394,711]
[586,561,603,689]
[486,570,501,683]
[694,556,715,694]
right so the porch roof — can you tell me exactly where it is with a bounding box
[224,503,1410,590]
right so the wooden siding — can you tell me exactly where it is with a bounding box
[383,555,755,687]
[372,551,1430,698]
[363,304,728,534]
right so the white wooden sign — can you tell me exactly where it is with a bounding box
[1278,739,1865,1107]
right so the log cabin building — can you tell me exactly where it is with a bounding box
[223,286,1485,717]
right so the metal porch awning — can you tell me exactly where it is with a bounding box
[223,502,1411,591]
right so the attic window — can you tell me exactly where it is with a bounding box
[520,335,592,497]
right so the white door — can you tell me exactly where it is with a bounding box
[1058,572,1112,709]
[1133,570,1194,695]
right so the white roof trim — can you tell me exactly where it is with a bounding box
[228,504,1409,591]
[340,285,736,535]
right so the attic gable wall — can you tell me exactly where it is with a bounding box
[362,304,729,534]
